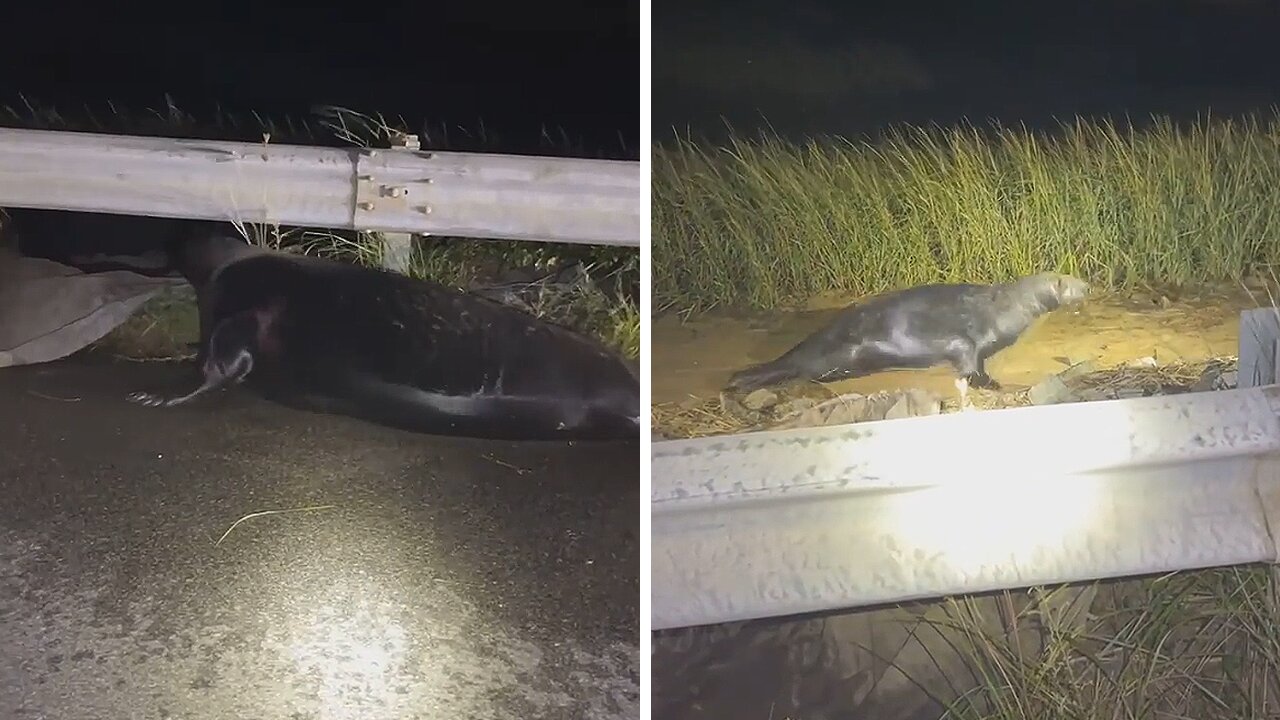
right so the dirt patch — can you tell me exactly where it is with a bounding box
[654,357,1237,439]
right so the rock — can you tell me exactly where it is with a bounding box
[769,391,939,429]
[861,393,902,422]
[1191,366,1221,393]
[1220,370,1239,389]
[742,388,780,411]
[1028,376,1073,405]
[824,396,876,426]
[883,398,911,420]
[776,398,818,417]
[718,392,747,418]
[768,394,819,417]
[885,389,941,420]
[1058,360,1097,382]
[772,393,881,429]
[1128,357,1158,369]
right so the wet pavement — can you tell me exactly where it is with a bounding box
[0,354,640,719]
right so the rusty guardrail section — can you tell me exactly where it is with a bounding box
[651,384,1280,630]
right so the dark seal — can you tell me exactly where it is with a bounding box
[725,272,1090,397]
[128,226,640,442]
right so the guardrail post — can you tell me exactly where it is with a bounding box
[380,232,416,274]
[1239,308,1280,388]
[379,132,421,274]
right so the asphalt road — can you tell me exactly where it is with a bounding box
[0,354,640,719]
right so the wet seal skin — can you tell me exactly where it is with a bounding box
[129,226,640,442]
[726,272,1091,405]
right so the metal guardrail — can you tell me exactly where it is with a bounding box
[0,127,640,247]
[651,384,1280,630]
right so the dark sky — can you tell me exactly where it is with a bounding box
[654,0,1280,141]
[1,1,639,158]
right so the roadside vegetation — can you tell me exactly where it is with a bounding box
[653,113,1280,316]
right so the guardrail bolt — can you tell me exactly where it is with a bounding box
[357,201,375,211]
[389,133,421,151]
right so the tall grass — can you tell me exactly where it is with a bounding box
[931,566,1280,719]
[653,113,1280,315]
[651,565,1280,719]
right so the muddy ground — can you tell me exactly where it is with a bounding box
[652,284,1268,434]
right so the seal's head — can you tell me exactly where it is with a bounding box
[163,224,264,289]
[1020,272,1091,311]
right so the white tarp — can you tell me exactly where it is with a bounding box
[0,247,184,367]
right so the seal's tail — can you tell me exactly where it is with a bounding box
[329,372,639,442]
[725,360,801,392]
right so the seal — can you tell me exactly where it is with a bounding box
[127,225,640,442]
[725,272,1091,406]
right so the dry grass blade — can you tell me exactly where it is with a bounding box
[215,504,337,547]
[652,398,748,439]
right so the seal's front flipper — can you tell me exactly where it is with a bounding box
[967,371,1001,390]
[950,349,1002,391]
[128,311,260,408]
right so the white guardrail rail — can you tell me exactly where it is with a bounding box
[0,127,640,247]
[651,384,1280,631]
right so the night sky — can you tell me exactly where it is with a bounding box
[654,0,1280,142]
[1,1,639,158]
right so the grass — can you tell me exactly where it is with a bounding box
[921,565,1280,720]
[651,565,1280,719]
[653,112,1280,316]
[2,97,639,358]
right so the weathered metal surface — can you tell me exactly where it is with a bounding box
[1239,307,1280,388]
[651,386,1280,630]
[0,127,640,247]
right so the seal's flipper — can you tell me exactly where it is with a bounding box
[128,310,260,408]
[967,371,1001,390]
[311,371,637,441]
[966,354,1001,390]
[725,359,804,392]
